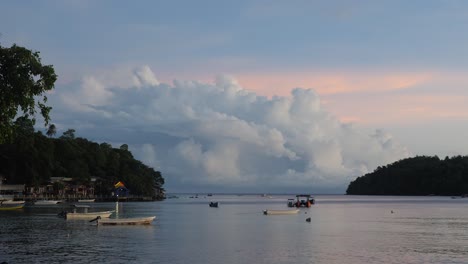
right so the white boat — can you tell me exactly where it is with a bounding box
[1,200,25,205]
[78,199,95,203]
[263,209,300,215]
[61,205,114,220]
[66,210,114,220]
[93,216,156,225]
[0,200,25,210]
[35,200,62,205]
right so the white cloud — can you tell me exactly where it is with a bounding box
[133,65,160,87]
[140,144,159,169]
[51,66,410,193]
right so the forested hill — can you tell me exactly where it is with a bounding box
[0,123,164,198]
[346,156,468,196]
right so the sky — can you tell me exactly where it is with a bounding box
[2,0,468,193]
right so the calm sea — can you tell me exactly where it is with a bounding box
[1,195,468,264]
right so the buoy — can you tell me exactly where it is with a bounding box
[306,217,311,222]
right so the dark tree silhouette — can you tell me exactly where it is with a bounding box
[0,43,57,143]
[0,129,165,198]
[46,124,57,138]
[346,155,468,196]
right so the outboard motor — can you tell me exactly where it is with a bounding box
[58,210,67,218]
[89,216,101,223]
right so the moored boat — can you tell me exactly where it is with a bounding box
[288,194,315,208]
[60,205,114,220]
[263,209,300,215]
[78,199,95,203]
[209,202,219,208]
[65,210,114,220]
[92,216,156,225]
[35,200,62,205]
[0,200,25,210]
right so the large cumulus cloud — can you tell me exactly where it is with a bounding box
[49,66,409,193]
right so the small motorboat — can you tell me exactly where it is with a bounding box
[263,209,300,215]
[289,194,315,208]
[60,205,114,220]
[209,202,219,208]
[91,216,156,225]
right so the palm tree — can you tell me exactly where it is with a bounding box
[46,124,57,138]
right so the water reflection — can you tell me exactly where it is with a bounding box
[2,196,468,263]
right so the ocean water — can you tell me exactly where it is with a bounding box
[1,195,468,264]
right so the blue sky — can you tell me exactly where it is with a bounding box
[2,1,468,193]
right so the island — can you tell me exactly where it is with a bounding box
[346,155,468,196]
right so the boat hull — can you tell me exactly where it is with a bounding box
[263,209,300,215]
[66,211,114,220]
[0,204,24,210]
[35,200,61,205]
[0,200,25,210]
[78,199,95,203]
[97,216,156,225]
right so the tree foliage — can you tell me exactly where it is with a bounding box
[346,156,468,196]
[46,124,56,138]
[60,129,76,140]
[0,128,165,198]
[0,44,57,143]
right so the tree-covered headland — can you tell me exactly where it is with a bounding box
[0,42,164,199]
[346,156,468,196]
[0,126,165,198]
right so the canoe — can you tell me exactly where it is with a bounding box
[263,209,300,215]
[65,210,114,220]
[96,216,156,225]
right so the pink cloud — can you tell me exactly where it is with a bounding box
[235,71,434,97]
[225,70,468,126]
[326,93,468,125]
